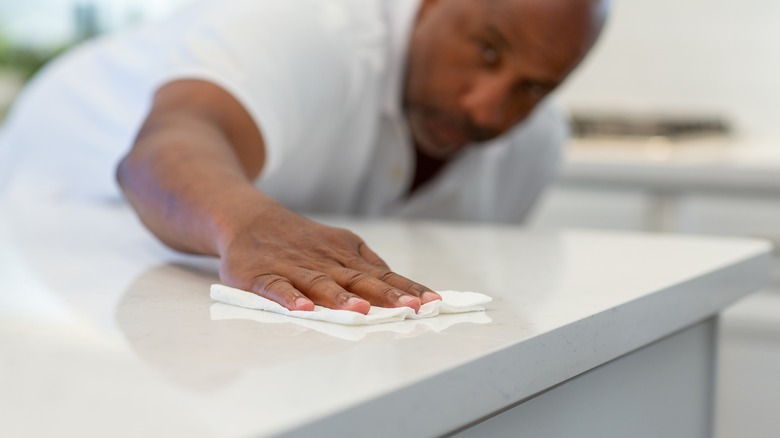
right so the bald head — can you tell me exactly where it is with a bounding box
[404,0,608,158]
[497,0,608,70]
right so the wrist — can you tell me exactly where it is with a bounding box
[210,187,286,257]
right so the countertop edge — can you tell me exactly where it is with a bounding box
[277,245,771,438]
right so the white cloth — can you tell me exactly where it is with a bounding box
[210,302,493,341]
[0,0,565,223]
[210,284,492,326]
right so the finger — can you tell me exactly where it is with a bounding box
[286,268,371,314]
[376,270,442,304]
[347,257,442,304]
[357,242,390,269]
[248,274,314,311]
[329,267,422,312]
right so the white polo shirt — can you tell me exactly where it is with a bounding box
[0,0,565,223]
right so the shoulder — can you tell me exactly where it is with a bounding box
[157,0,391,92]
[165,0,386,45]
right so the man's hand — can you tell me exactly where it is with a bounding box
[218,199,440,313]
[117,79,439,314]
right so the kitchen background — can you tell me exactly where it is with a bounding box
[1,1,778,437]
[0,0,188,118]
[534,2,780,437]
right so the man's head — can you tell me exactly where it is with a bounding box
[404,0,608,159]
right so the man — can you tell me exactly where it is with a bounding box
[0,0,606,314]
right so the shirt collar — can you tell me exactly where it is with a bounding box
[382,0,421,120]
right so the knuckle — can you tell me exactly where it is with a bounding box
[341,270,371,289]
[303,272,332,290]
[378,270,396,283]
[337,227,360,240]
[363,249,388,268]
[379,287,399,300]
[407,282,427,294]
[253,274,290,292]
[356,241,371,252]
[326,226,356,241]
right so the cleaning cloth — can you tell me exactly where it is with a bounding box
[210,284,492,326]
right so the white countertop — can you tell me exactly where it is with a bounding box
[562,136,780,194]
[0,196,771,437]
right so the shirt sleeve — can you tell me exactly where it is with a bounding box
[150,0,369,179]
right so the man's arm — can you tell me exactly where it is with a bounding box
[117,80,439,313]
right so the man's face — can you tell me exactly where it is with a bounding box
[404,0,605,159]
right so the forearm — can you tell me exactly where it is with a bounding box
[116,112,271,257]
[117,79,435,313]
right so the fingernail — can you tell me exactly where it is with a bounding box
[398,294,421,309]
[346,297,370,314]
[421,291,442,303]
[347,297,365,307]
[293,297,314,311]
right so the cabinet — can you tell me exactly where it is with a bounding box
[528,139,780,437]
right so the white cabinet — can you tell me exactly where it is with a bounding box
[528,141,780,438]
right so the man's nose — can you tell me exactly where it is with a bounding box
[459,75,517,133]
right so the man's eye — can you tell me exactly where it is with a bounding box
[478,40,500,67]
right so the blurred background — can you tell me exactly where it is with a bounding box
[534,2,780,437]
[0,0,188,119]
[1,1,778,437]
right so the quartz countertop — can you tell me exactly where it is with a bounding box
[0,196,770,437]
